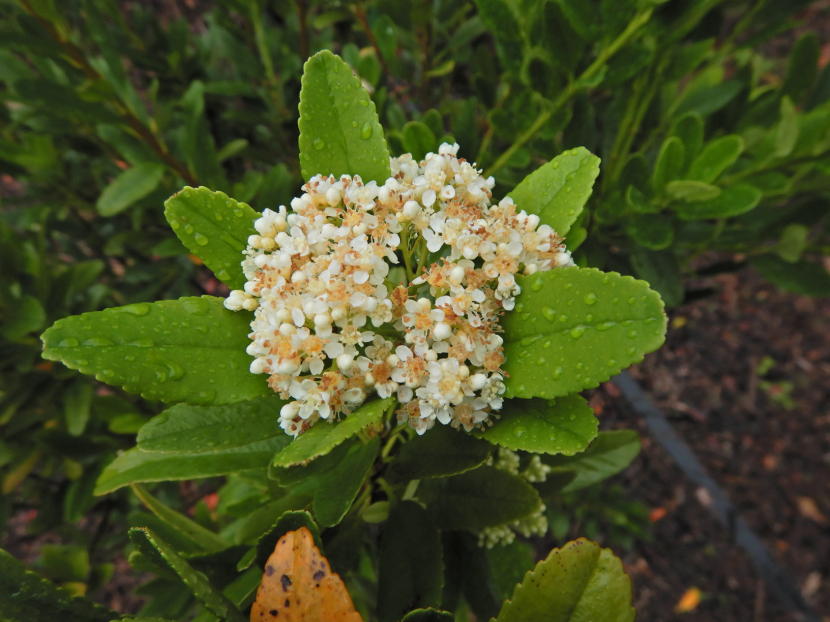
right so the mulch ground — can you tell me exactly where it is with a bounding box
[591,266,830,621]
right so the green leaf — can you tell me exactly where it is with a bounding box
[388,426,492,481]
[402,121,437,161]
[783,32,819,102]
[687,134,744,182]
[503,268,666,399]
[64,381,93,436]
[473,0,525,74]
[0,548,114,622]
[774,97,799,159]
[401,609,454,622]
[130,484,228,553]
[164,187,260,290]
[273,438,380,527]
[674,184,761,220]
[486,541,536,602]
[629,248,683,307]
[675,79,742,118]
[544,430,641,492]
[41,296,269,405]
[479,397,596,455]
[128,528,245,622]
[624,214,673,250]
[39,544,89,583]
[751,255,830,297]
[96,162,164,216]
[775,224,808,263]
[508,147,600,236]
[670,112,703,166]
[137,396,285,453]
[271,398,392,467]
[665,180,721,202]
[95,398,289,494]
[493,539,635,622]
[298,50,391,183]
[1,295,45,339]
[378,501,443,622]
[651,136,685,191]
[416,466,542,531]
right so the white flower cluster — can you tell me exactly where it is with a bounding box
[478,448,552,548]
[225,143,574,436]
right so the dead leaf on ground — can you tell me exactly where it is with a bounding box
[250,526,363,622]
[674,586,702,613]
[796,497,828,525]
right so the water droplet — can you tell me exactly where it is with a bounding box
[58,337,79,347]
[558,314,568,322]
[569,326,586,339]
[313,138,325,150]
[530,279,543,292]
[597,321,616,331]
[166,362,185,380]
[82,337,114,346]
[627,329,638,338]
[194,233,209,246]
[184,224,194,234]
[538,357,546,364]
[351,120,358,128]
[585,314,594,322]
[627,297,636,304]
[360,122,373,140]
[542,307,556,321]
[551,367,563,378]
[515,303,524,312]
[121,303,151,316]
[155,367,169,382]
[543,340,551,349]
[129,338,155,348]
[514,426,526,438]
[584,293,597,305]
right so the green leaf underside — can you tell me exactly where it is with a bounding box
[751,255,830,297]
[674,184,762,219]
[274,438,380,527]
[298,50,391,183]
[417,466,542,531]
[503,267,666,400]
[479,396,597,455]
[129,529,245,622]
[508,147,600,236]
[378,501,444,622]
[0,548,114,622]
[95,440,285,495]
[164,186,260,290]
[494,539,635,622]
[96,398,289,494]
[138,396,286,453]
[41,296,269,405]
[388,426,493,481]
[545,430,641,492]
[130,484,228,553]
[97,162,164,216]
[271,398,392,467]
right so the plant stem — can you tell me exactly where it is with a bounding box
[484,9,654,177]
[18,0,197,185]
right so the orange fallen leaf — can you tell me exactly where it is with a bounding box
[796,497,828,525]
[674,586,702,613]
[250,527,363,622]
[649,506,667,522]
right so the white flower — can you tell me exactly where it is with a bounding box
[226,144,572,436]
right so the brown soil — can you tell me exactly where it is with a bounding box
[594,267,830,621]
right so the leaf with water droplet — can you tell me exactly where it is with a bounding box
[502,267,666,399]
[41,296,269,406]
[478,396,596,455]
[298,50,390,183]
[508,147,600,236]
[164,187,259,290]
[493,538,635,622]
